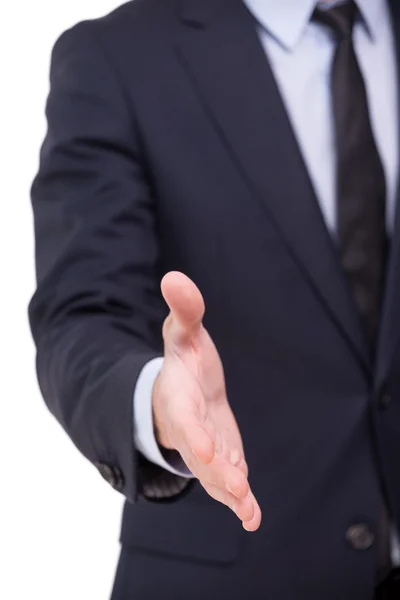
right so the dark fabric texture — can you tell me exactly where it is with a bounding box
[29,0,400,598]
[375,568,400,600]
[314,2,388,352]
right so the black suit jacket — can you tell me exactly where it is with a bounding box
[29,0,400,598]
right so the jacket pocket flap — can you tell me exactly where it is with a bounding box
[120,500,241,565]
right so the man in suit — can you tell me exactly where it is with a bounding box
[29,0,400,597]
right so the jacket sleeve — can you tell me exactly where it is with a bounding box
[29,21,190,503]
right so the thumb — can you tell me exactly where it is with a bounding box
[161,271,205,345]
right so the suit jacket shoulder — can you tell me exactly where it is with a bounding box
[55,0,179,62]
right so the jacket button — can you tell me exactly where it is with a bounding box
[378,387,392,409]
[346,524,375,550]
[95,462,124,492]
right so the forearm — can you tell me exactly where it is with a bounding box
[33,313,160,502]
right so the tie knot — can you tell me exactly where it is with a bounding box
[313,1,358,39]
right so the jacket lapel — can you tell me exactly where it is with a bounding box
[376,0,400,385]
[177,0,370,372]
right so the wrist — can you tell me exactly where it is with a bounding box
[152,371,173,450]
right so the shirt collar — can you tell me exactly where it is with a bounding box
[244,0,386,50]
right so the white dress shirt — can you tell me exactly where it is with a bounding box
[133,0,400,524]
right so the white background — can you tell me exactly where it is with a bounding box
[0,2,125,599]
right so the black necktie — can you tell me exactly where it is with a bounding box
[313,2,387,352]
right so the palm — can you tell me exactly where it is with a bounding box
[177,325,244,465]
